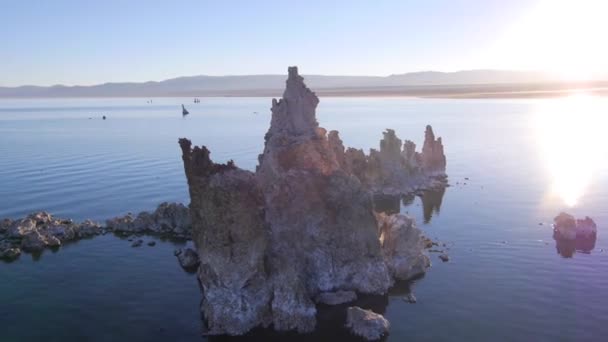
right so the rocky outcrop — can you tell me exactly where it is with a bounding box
[179,140,272,335]
[106,202,191,238]
[0,239,21,261]
[553,212,597,258]
[421,125,447,175]
[553,212,597,240]
[180,67,441,336]
[376,213,431,280]
[0,212,103,257]
[340,127,446,195]
[0,202,192,260]
[345,306,390,341]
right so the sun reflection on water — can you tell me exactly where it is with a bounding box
[533,94,608,207]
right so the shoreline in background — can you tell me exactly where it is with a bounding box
[1,84,608,100]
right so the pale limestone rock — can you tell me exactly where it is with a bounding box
[376,213,430,280]
[345,306,390,341]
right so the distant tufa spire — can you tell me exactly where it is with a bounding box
[267,66,320,137]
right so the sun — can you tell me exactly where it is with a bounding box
[532,94,608,206]
[490,0,608,81]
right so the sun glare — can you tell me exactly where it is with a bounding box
[533,94,608,206]
[492,0,608,80]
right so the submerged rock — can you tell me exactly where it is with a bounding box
[404,292,417,303]
[345,306,390,341]
[0,240,21,261]
[179,67,443,336]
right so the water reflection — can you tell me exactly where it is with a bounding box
[420,187,446,223]
[533,95,608,206]
[553,232,597,258]
[372,187,446,223]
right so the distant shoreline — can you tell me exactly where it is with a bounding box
[1,84,607,100]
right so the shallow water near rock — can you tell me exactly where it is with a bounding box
[2,97,608,341]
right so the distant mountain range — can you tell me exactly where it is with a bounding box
[1,70,606,98]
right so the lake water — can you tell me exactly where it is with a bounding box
[1,96,608,341]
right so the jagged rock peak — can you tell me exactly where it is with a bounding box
[380,129,403,159]
[179,138,236,179]
[268,66,319,137]
[421,125,446,174]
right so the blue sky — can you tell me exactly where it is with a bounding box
[1,0,538,86]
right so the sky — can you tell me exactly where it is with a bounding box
[1,0,605,86]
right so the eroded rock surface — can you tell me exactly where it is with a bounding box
[180,140,272,335]
[180,67,442,336]
[343,126,447,195]
[0,212,103,258]
[376,213,431,280]
[345,306,390,341]
[106,202,191,238]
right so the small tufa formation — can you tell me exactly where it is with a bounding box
[179,67,443,336]
[1,202,192,261]
[345,306,390,341]
[553,212,597,240]
[421,125,447,175]
[341,127,446,195]
[106,202,191,238]
[376,213,431,280]
[552,212,597,258]
[1,212,104,259]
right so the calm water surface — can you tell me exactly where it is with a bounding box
[1,96,607,341]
